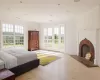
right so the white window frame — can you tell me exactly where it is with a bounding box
[43,28,53,47]
[43,25,65,52]
[2,23,24,48]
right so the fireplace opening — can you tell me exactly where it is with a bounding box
[81,44,90,58]
[79,38,95,63]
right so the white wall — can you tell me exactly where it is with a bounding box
[76,6,100,30]
[0,20,40,50]
[65,19,77,55]
[96,29,100,65]
[27,22,40,31]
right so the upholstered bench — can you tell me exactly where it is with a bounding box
[0,69,15,80]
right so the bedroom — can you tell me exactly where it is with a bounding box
[0,0,100,80]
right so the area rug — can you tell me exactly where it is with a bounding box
[37,53,60,66]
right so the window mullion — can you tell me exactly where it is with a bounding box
[13,25,15,47]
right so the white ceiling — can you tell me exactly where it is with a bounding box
[0,0,100,23]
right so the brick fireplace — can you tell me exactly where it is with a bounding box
[79,38,95,63]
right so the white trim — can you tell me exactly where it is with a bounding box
[2,23,24,48]
[43,24,65,52]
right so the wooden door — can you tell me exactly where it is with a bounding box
[28,31,39,51]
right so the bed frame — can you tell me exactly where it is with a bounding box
[9,59,39,76]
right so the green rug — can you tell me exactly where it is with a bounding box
[37,53,60,66]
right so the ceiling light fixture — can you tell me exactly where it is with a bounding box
[16,17,20,19]
[66,10,70,13]
[8,8,10,10]
[49,20,52,22]
[50,15,52,16]
[58,4,60,6]
[20,1,23,3]
[24,14,28,15]
[74,0,80,2]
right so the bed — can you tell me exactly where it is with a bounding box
[0,59,4,70]
[0,48,39,76]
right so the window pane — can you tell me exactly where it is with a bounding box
[15,36,24,46]
[3,36,14,47]
[44,28,47,36]
[15,25,24,34]
[48,28,52,40]
[54,28,59,35]
[61,26,64,34]
[61,26,64,44]
[44,28,52,47]
[44,28,48,43]
[48,28,52,36]
[2,24,6,27]
[3,27,5,32]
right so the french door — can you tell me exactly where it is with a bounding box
[43,25,65,52]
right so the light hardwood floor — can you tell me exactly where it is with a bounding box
[16,52,100,80]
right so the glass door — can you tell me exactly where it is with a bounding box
[43,25,65,52]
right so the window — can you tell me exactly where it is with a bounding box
[3,24,14,47]
[2,24,24,47]
[61,26,64,43]
[47,28,52,43]
[15,25,23,34]
[61,26,64,35]
[15,25,24,46]
[43,25,65,52]
[44,28,48,43]
[44,28,52,47]
[54,27,59,44]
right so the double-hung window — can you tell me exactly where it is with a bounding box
[60,26,64,44]
[44,28,48,43]
[15,25,24,46]
[48,28,52,43]
[54,27,59,44]
[44,28,52,47]
[2,24,24,48]
[3,24,14,47]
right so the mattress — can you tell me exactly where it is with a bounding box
[3,48,37,66]
[9,51,37,66]
[0,59,4,70]
[0,51,17,69]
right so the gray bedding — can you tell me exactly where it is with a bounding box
[0,59,4,69]
[3,48,37,66]
[10,51,37,65]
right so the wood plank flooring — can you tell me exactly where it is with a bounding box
[16,52,100,80]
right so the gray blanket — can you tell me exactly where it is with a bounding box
[3,49,37,66]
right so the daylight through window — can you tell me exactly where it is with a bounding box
[2,24,24,47]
